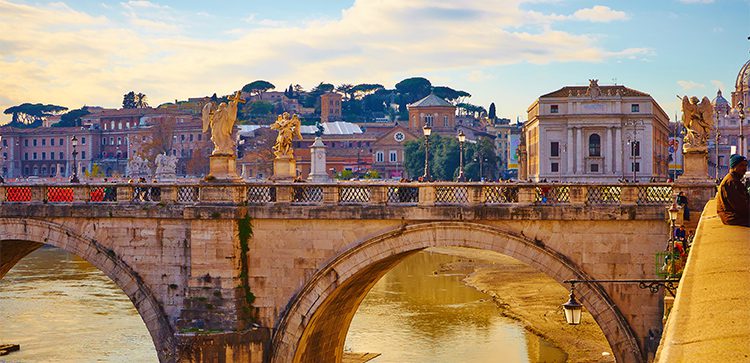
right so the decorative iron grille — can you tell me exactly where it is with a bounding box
[387,186,418,204]
[339,186,370,204]
[484,186,519,204]
[133,185,161,202]
[90,186,117,202]
[177,186,199,203]
[637,186,673,205]
[291,186,323,204]
[534,186,570,204]
[47,186,74,203]
[435,186,469,205]
[5,187,31,202]
[587,186,621,205]
[246,186,276,204]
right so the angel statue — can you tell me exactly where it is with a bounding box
[202,91,245,155]
[271,112,303,158]
[681,95,714,151]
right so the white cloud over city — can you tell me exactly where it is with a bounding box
[0,0,648,122]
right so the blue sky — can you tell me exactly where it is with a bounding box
[0,0,748,124]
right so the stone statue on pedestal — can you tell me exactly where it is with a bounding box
[271,112,303,180]
[681,95,714,153]
[200,91,244,181]
[154,153,178,181]
[126,154,151,179]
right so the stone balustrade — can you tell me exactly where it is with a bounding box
[0,182,676,207]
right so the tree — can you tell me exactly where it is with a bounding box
[122,91,137,109]
[432,86,471,104]
[135,93,149,108]
[138,116,177,161]
[352,83,384,100]
[242,80,275,100]
[395,77,432,103]
[4,103,67,127]
[336,84,354,101]
[457,103,487,118]
[54,107,91,127]
[488,102,497,120]
[247,101,274,115]
[403,135,460,181]
[464,137,498,181]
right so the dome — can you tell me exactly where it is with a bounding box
[735,59,750,91]
[713,89,729,106]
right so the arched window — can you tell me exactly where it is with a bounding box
[588,134,601,157]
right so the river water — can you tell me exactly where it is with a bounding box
[0,247,565,362]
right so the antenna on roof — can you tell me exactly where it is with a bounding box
[611,77,618,86]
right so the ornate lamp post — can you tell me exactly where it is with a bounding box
[70,135,80,183]
[739,101,745,156]
[422,124,432,181]
[668,201,679,277]
[457,130,466,182]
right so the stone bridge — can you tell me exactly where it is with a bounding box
[0,182,714,362]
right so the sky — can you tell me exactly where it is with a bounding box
[0,0,749,124]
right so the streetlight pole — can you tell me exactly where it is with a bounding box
[624,120,643,182]
[0,135,4,183]
[739,101,745,156]
[422,124,432,181]
[457,130,466,182]
[668,202,679,277]
[70,135,79,183]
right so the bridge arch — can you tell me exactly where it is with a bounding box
[271,221,643,363]
[0,218,174,362]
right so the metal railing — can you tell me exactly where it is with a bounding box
[0,182,679,207]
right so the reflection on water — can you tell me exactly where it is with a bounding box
[0,246,157,362]
[345,250,567,363]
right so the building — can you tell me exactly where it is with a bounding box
[486,118,523,179]
[709,58,749,178]
[407,94,457,135]
[523,80,670,182]
[320,92,342,122]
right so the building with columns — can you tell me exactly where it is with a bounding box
[523,80,670,182]
[710,58,749,178]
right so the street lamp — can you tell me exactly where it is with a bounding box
[624,120,643,182]
[70,135,79,183]
[457,130,466,182]
[668,201,679,277]
[562,284,582,325]
[422,124,432,181]
[0,135,4,183]
[474,153,488,181]
[739,101,745,156]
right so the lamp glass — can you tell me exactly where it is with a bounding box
[423,124,432,137]
[71,136,78,147]
[457,131,465,143]
[562,290,583,325]
[668,202,679,222]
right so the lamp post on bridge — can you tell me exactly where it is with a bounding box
[668,201,679,278]
[422,124,432,181]
[70,135,80,183]
[624,119,643,182]
[0,135,4,184]
[457,130,466,182]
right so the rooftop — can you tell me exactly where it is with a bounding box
[408,93,454,108]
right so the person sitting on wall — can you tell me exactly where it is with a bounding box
[716,154,750,227]
[674,225,687,242]
[676,192,690,221]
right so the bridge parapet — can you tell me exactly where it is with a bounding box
[0,182,678,207]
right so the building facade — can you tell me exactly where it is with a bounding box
[407,94,457,135]
[709,58,749,178]
[320,92,342,122]
[523,80,670,182]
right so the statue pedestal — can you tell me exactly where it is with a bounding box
[272,157,297,181]
[308,137,331,183]
[207,154,241,182]
[679,151,711,182]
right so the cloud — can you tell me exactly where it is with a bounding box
[571,6,628,22]
[0,0,645,123]
[711,80,726,91]
[677,80,705,90]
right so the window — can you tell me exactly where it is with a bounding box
[41,152,46,160]
[24,140,28,147]
[376,151,384,162]
[110,137,114,145]
[59,138,63,146]
[551,162,559,172]
[24,152,28,160]
[2,152,6,161]
[551,105,559,114]
[390,150,397,163]
[59,152,63,160]
[33,139,37,147]
[116,151,121,159]
[631,104,640,112]
[632,162,640,172]
[102,138,106,145]
[117,137,122,145]
[50,138,54,146]
[181,134,185,142]
[1,139,6,147]
[425,114,433,126]
[443,116,449,127]
[33,152,37,160]
[42,139,46,146]
[190,134,194,142]
[81,151,86,159]
[631,141,640,157]
[118,122,122,130]
[81,137,86,145]
[198,134,202,141]
[590,164,599,172]
[588,134,601,156]
[110,121,115,129]
[50,152,54,160]
[550,142,560,157]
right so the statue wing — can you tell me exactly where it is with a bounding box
[698,97,714,126]
[202,102,213,133]
[293,116,303,140]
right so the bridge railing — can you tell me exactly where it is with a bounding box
[0,182,677,207]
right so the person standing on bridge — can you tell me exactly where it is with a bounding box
[717,154,749,227]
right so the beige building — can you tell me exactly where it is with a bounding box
[407,94,457,135]
[320,92,342,122]
[710,58,749,177]
[523,80,670,182]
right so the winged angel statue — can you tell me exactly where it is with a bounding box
[202,91,244,155]
[270,112,303,158]
[681,95,714,152]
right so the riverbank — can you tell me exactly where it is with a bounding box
[429,247,614,363]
